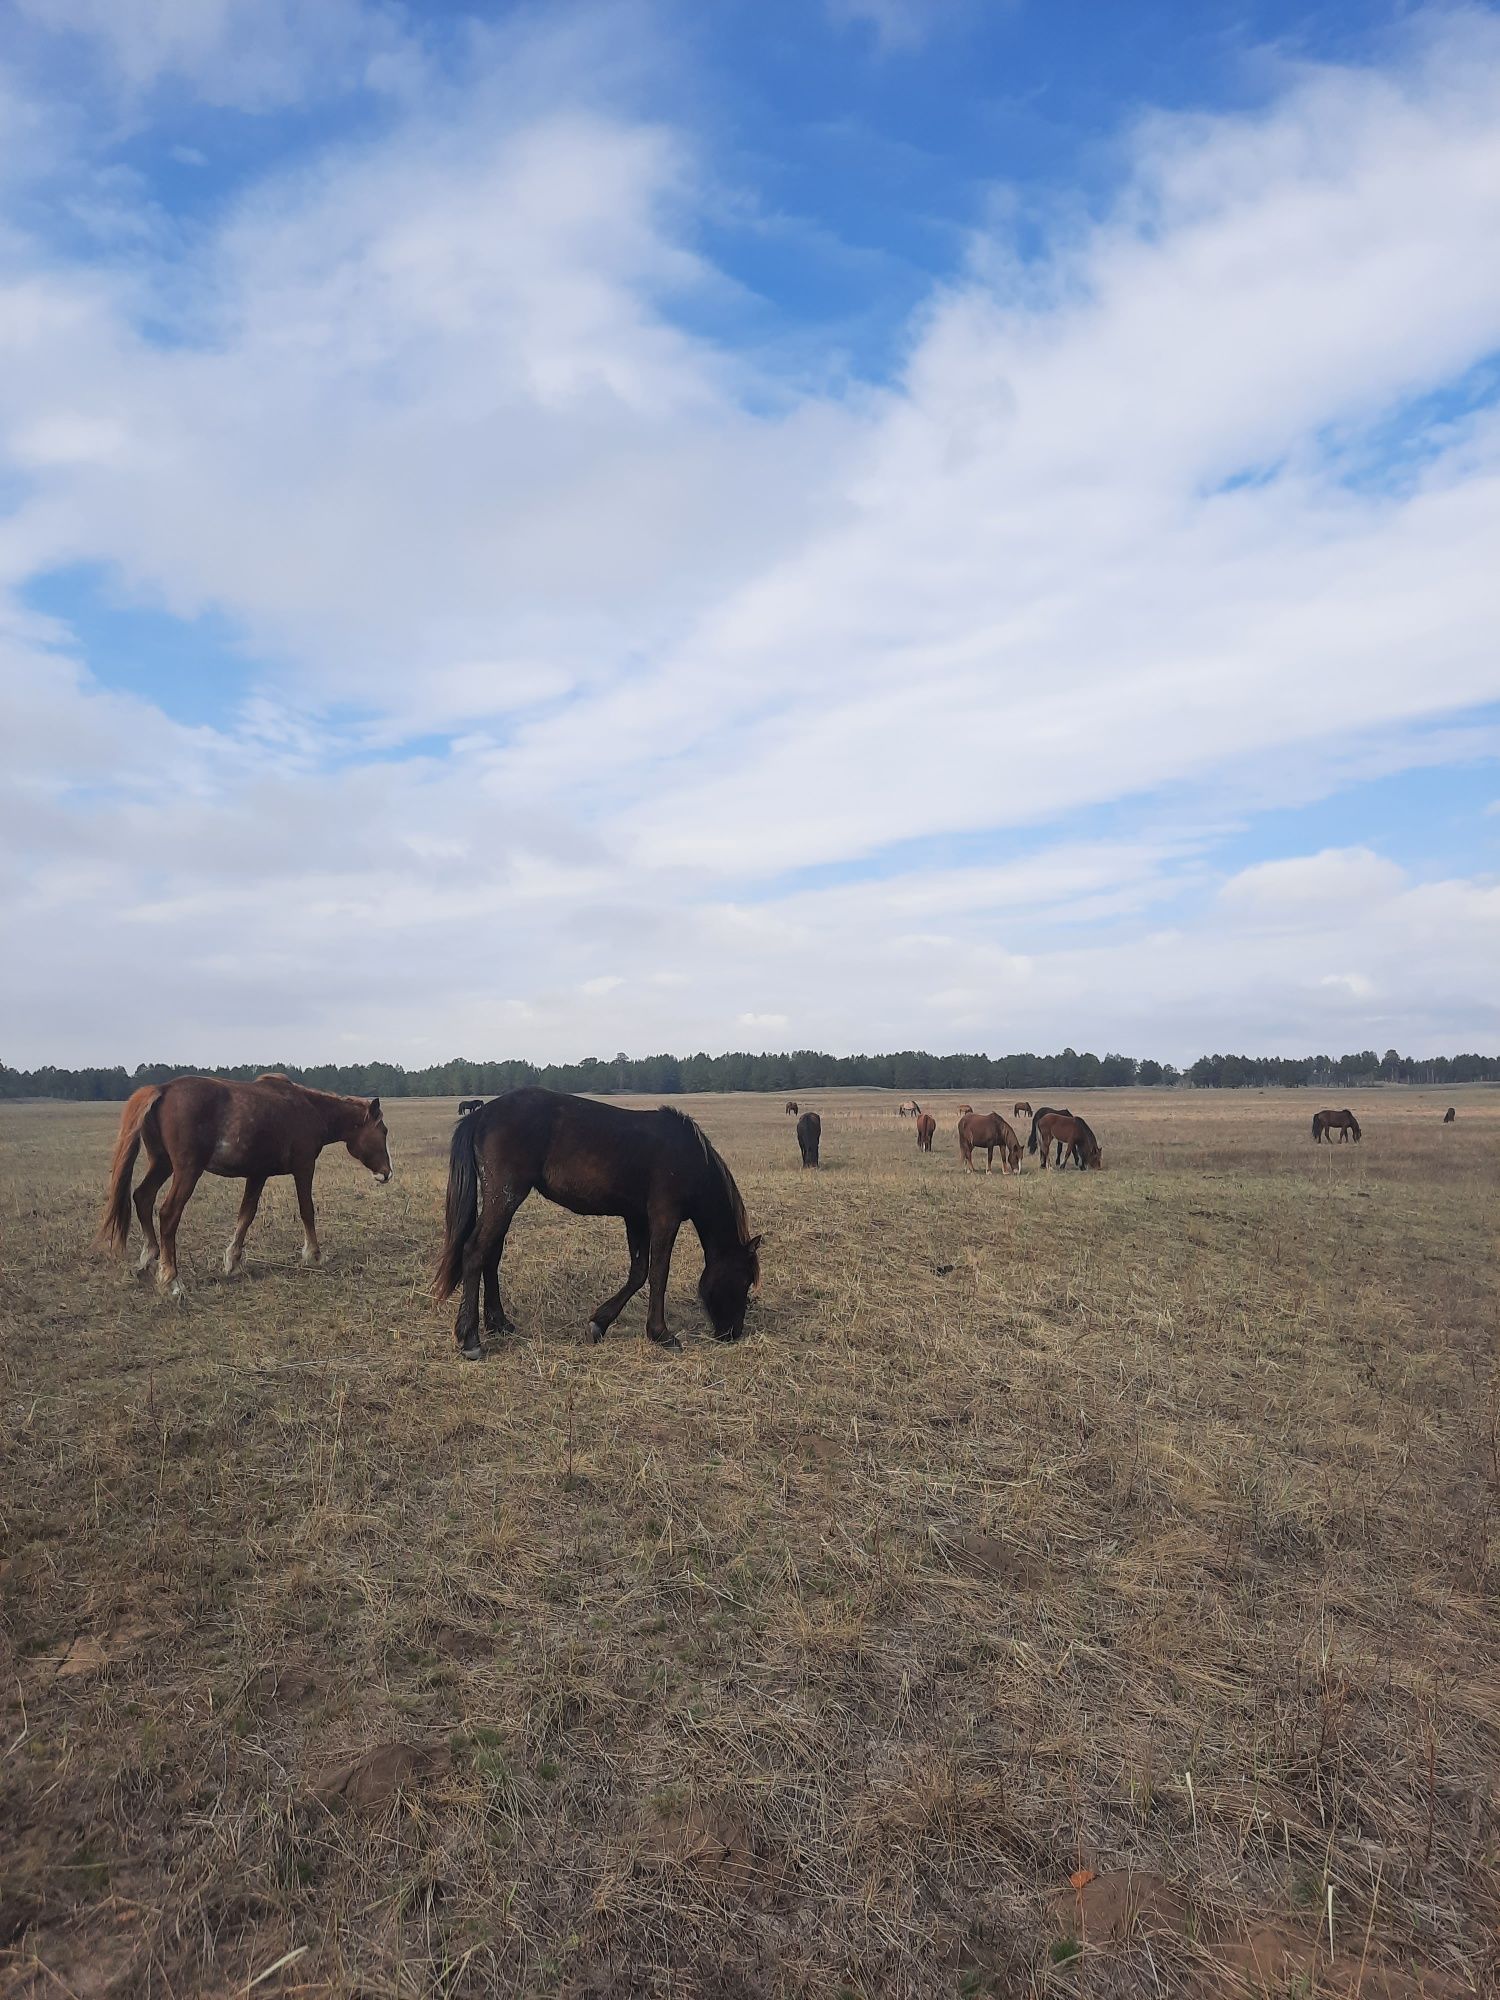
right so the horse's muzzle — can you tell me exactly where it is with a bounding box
[377,1170,392,1184]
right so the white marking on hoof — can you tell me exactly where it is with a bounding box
[301,1244,321,1266]
[587,1320,605,1344]
[224,1243,244,1276]
[136,1246,158,1277]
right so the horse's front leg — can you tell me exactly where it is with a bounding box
[480,1190,525,1346]
[292,1165,320,1264]
[644,1216,683,1351]
[224,1175,267,1276]
[588,1216,649,1344]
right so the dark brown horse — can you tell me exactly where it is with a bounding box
[797,1110,821,1167]
[915,1112,936,1151]
[784,1100,799,1116]
[458,1098,485,1116]
[434,1089,760,1359]
[958,1111,1021,1173]
[1013,1100,1033,1120]
[1443,1106,1456,1124]
[96,1073,392,1296]
[1312,1108,1361,1143]
[1028,1108,1101,1169]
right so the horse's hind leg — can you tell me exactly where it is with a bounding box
[588,1216,649,1344]
[156,1160,204,1298]
[479,1191,525,1346]
[132,1140,172,1278]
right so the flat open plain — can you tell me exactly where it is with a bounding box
[2,1088,1497,1998]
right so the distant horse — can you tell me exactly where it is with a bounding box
[1013,1101,1033,1120]
[797,1110,822,1168]
[785,1100,799,1116]
[434,1088,760,1359]
[1312,1109,1361,1144]
[1443,1106,1456,1124]
[915,1112,936,1151]
[898,1099,920,1119]
[96,1073,392,1297]
[958,1111,1022,1173]
[458,1098,485,1117]
[1028,1108,1101,1169]
[957,1103,974,1115]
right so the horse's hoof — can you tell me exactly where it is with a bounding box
[650,1334,683,1353]
[586,1319,605,1345]
[459,1340,485,1362]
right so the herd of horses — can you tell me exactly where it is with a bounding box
[92,1075,1446,1356]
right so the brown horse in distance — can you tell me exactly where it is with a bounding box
[784,1100,799,1116]
[1028,1108,1101,1169]
[1443,1106,1456,1123]
[958,1111,1021,1173]
[1312,1108,1361,1143]
[915,1112,936,1151]
[797,1110,822,1167]
[1013,1100,1033,1120]
[434,1089,760,1359]
[458,1098,485,1117]
[957,1103,973,1115]
[96,1073,392,1296]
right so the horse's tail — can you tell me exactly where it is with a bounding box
[1027,1109,1043,1155]
[94,1086,163,1253]
[432,1109,481,1302]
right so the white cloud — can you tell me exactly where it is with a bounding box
[1,5,1499,1064]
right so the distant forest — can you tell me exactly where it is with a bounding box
[2,1047,1494,1101]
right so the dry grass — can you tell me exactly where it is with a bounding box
[2,1086,1497,1999]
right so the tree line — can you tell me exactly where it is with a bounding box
[2,1046,1494,1102]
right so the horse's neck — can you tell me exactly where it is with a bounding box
[689,1172,742,1256]
[313,1093,362,1146]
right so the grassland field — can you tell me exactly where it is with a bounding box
[1,1086,1497,1999]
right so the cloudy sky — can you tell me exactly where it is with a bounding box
[2,0,1498,1068]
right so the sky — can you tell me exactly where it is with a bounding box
[1,0,1498,1069]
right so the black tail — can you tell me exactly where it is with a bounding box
[1027,1110,1043,1156]
[432,1110,481,1301]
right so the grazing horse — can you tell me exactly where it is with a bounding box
[957,1103,974,1115]
[1443,1106,1456,1124]
[797,1110,822,1168]
[1028,1108,1101,1169]
[898,1099,920,1118]
[95,1073,392,1297]
[458,1098,485,1117]
[958,1111,1022,1173]
[1013,1101,1033,1120]
[915,1112,936,1151]
[784,1100,799,1116]
[1312,1108,1361,1143]
[434,1088,760,1359]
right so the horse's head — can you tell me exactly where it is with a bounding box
[348,1097,393,1182]
[699,1233,762,1339]
[1082,1131,1103,1169]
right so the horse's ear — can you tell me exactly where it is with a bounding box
[368,1096,382,1119]
[747,1232,764,1252]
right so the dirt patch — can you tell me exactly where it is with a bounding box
[637,1801,773,1901]
[1202,1924,1473,1998]
[313,1740,451,1810]
[929,1525,1042,1587]
[1050,1868,1190,1944]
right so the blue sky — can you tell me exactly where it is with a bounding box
[1,0,1497,1065]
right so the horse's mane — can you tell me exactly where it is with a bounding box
[254,1071,371,1112]
[659,1105,750,1243]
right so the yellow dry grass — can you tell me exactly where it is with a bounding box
[1,1086,1497,1998]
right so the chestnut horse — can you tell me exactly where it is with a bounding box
[95,1073,392,1296]
[1013,1100,1033,1120]
[434,1089,760,1359]
[898,1099,920,1118]
[915,1112,936,1151]
[797,1110,822,1167]
[958,1111,1021,1173]
[957,1103,974,1115]
[1027,1108,1101,1169]
[1312,1108,1361,1143]
[784,1100,799,1116]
